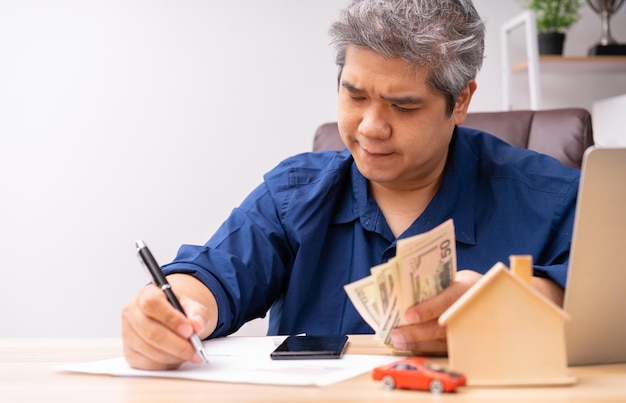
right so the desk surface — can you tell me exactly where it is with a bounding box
[1,336,625,402]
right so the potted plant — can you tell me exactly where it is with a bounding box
[518,0,584,55]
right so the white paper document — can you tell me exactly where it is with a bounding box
[57,336,399,387]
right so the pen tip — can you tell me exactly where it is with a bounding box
[135,239,146,249]
[199,349,210,364]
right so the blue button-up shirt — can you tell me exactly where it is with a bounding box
[162,126,579,338]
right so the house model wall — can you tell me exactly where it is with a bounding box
[439,257,575,386]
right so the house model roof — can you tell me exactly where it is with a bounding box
[439,262,569,326]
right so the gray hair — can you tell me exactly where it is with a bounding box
[329,0,485,115]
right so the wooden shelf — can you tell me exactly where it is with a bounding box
[502,11,626,109]
[512,56,626,74]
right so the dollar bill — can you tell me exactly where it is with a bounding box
[370,260,401,343]
[343,275,381,331]
[395,219,456,324]
[344,219,456,346]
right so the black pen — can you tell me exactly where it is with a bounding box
[135,239,209,363]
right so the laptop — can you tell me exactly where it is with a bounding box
[564,146,626,366]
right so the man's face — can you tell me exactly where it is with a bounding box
[337,46,472,192]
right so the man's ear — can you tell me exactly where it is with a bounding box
[452,80,477,125]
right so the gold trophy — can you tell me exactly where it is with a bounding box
[587,0,626,55]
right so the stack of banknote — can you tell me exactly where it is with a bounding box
[344,219,457,346]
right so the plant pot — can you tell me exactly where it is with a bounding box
[538,32,565,55]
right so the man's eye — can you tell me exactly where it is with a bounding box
[350,95,366,101]
[393,105,416,113]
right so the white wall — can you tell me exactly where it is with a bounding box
[1,1,625,338]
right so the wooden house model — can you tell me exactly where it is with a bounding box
[438,255,576,386]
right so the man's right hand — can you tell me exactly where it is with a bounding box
[121,273,217,370]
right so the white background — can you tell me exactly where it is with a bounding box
[1,0,625,337]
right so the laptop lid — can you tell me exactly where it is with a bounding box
[564,146,626,366]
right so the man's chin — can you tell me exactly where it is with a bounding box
[357,167,398,185]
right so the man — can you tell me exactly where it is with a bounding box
[122,0,578,370]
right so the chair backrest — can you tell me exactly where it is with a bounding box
[312,108,594,169]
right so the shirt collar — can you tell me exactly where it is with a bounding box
[331,130,477,245]
[331,150,360,225]
[435,128,477,246]
[332,154,393,236]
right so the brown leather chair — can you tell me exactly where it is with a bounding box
[313,108,594,169]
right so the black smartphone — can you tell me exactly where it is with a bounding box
[270,335,349,360]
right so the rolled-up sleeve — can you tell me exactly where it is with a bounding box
[161,182,293,338]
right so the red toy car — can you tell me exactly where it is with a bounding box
[372,357,466,393]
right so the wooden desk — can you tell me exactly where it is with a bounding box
[1,336,625,402]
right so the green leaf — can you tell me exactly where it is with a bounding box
[517,0,583,33]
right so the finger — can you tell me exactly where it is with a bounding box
[121,289,201,369]
[404,339,447,356]
[403,289,459,324]
[123,331,202,370]
[123,339,188,370]
[178,294,210,336]
[404,270,482,323]
[134,287,202,360]
[123,307,201,368]
[122,300,187,369]
[139,284,196,339]
[390,320,447,354]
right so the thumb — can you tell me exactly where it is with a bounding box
[404,269,482,323]
[179,294,210,337]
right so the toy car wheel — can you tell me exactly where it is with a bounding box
[429,379,444,394]
[382,375,396,390]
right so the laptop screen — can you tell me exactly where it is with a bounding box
[564,147,626,366]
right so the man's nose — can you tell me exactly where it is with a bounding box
[358,107,391,140]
